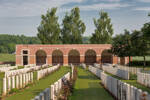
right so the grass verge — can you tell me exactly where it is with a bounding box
[69,67,114,100]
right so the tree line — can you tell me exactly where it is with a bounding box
[111,14,150,66]
[0,34,41,53]
[37,7,113,44]
[0,34,90,54]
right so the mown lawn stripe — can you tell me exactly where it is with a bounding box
[69,68,114,100]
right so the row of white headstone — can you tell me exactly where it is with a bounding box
[0,66,18,72]
[3,72,33,95]
[117,65,142,74]
[5,65,50,77]
[0,64,10,67]
[137,72,150,88]
[88,66,150,100]
[89,65,103,78]
[102,64,129,80]
[80,63,86,69]
[37,65,60,80]
[33,72,70,100]
[94,63,101,68]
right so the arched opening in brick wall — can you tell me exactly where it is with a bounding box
[36,50,47,65]
[101,50,112,64]
[52,50,63,65]
[85,49,96,65]
[120,57,126,65]
[68,49,80,65]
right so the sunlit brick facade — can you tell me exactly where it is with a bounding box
[16,44,129,66]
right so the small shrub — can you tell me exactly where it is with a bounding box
[58,66,78,100]
[130,73,137,80]
[18,66,24,69]
[9,88,19,94]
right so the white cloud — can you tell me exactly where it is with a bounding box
[93,0,121,2]
[0,0,84,17]
[134,7,150,11]
[78,3,130,11]
[138,0,150,3]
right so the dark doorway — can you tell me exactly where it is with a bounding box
[23,56,28,65]
[101,50,112,64]
[85,49,96,65]
[52,50,63,65]
[36,50,47,65]
[68,50,80,65]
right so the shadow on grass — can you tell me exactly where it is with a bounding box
[32,89,44,95]
[70,84,114,100]
[78,75,98,80]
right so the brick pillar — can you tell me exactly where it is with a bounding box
[29,55,35,65]
[16,55,22,66]
[96,55,101,64]
[64,55,68,66]
[80,55,84,63]
[113,56,118,64]
[47,55,52,66]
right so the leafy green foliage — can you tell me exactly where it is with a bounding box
[0,34,41,53]
[90,11,114,44]
[37,8,61,44]
[61,7,86,44]
[111,30,132,57]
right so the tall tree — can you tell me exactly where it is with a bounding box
[111,30,133,66]
[37,8,61,44]
[90,11,113,44]
[61,7,86,44]
[131,30,148,67]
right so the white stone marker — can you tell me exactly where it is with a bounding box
[19,74,23,88]
[26,73,28,85]
[23,74,26,87]
[3,78,7,95]
[8,77,11,91]
[34,96,40,100]
[12,76,15,89]
[126,84,130,100]
[16,75,19,89]
[71,66,74,79]
[28,73,30,83]
[137,89,142,100]
[51,85,55,100]
[31,72,33,83]
[39,92,44,100]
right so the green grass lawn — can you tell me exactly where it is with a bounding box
[0,53,15,62]
[132,56,150,61]
[69,68,114,100]
[4,67,70,100]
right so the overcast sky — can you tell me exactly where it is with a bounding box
[0,0,149,36]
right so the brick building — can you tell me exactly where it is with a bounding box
[16,44,128,66]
